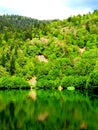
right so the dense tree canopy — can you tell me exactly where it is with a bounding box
[0,10,98,90]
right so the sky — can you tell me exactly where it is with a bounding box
[0,0,98,20]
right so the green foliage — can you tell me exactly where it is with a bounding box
[1,53,6,67]
[37,78,53,89]
[0,76,30,89]
[0,66,9,77]
[61,76,87,90]
[0,10,98,91]
[9,55,16,75]
[86,70,98,89]
[0,11,98,130]
[61,76,74,88]
[57,34,64,40]
[73,50,97,76]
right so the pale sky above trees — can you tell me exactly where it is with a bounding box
[0,0,98,20]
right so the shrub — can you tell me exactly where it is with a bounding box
[37,78,53,89]
[74,76,87,90]
[61,76,74,88]
[61,76,87,90]
[0,66,9,78]
[86,70,98,89]
[0,76,30,89]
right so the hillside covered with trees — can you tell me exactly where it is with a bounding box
[0,10,98,93]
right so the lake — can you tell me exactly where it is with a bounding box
[0,90,98,130]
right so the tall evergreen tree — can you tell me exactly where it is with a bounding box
[1,53,6,67]
[9,55,15,75]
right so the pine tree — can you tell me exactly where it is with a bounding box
[10,55,15,75]
[1,53,6,67]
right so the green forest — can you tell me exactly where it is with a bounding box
[0,10,98,92]
[0,10,98,130]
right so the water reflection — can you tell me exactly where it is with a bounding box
[0,90,98,130]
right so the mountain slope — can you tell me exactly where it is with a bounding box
[0,10,98,91]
